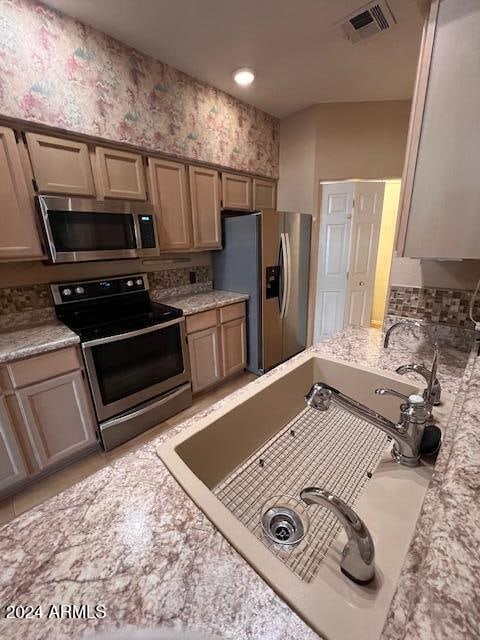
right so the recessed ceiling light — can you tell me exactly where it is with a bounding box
[233,68,255,87]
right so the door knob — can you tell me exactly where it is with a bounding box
[359,281,365,286]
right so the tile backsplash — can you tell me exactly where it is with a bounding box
[388,285,479,328]
[147,266,210,291]
[0,265,212,329]
[0,283,51,315]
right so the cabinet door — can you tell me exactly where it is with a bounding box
[95,146,147,200]
[0,128,43,259]
[188,326,223,393]
[397,0,480,258]
[189,166,221,249]
[220,318,246,378]
[0,394,28,494]
[221,172,252,210]
[25,132,95,196]
[148,158,192,251]
[16,371,97,472]
[253,178,276,210]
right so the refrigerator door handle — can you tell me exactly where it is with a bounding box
[279,232,289,318]
[283,231,292,318]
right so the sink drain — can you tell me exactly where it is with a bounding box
[261,504,307,546]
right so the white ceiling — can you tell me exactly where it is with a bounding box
[43,0,424,118]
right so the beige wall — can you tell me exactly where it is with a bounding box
[279,99,480,291]
[277,106,318,214]
[278,100,411,215]
[0,253,211,288]
[313,101,411,182]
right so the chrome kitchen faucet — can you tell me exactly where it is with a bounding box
[305,382,429,467]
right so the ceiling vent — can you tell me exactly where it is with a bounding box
[339,1,396,43]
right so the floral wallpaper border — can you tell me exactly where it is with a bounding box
[0,0,279,177]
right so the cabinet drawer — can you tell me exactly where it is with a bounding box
[219,301,245,324]
[7,347,82,389]
[186,309,218,334]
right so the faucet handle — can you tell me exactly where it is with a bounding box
[374,387,409,401]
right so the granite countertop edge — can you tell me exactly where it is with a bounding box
[152,288,250,315]
[0,290,249,364]
[0,322,80,365]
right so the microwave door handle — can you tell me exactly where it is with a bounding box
[132,214,142,252]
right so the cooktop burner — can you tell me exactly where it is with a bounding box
[51,273,182,342]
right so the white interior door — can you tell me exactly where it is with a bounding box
[313,182,354,342]
[345,181,385,327]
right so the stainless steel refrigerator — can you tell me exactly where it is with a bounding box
[212,210,311,374]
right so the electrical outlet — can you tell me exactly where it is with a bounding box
[189,270,197,284]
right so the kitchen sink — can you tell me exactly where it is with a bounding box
[157,354,453,640]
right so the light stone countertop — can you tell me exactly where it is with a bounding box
[0,288,248,365]
[0,321,79,364]
[0,325,477,640]
[151,288,249,315]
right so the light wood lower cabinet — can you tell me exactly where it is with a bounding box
[0,394,28,494]
[220,317,247,377]
[0,127,43,260]
[186,302,246,393]
[188,326,223,393]
[0,347,98,497]
[16,370,97,473]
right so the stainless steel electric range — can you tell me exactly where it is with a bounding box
[51,273,192,450]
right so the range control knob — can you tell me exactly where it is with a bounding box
[75,286,85,295]
[126,280,134,287]
[62,288,72,297]
[136,278,143,286]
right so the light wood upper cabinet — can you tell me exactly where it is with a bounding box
[189,165,221,249]
[220,317,246,378]
[0,394,28,494]
[95,146,147,200]
[16,370,97,473]
[187,326,223,393]
[0,127,43,260]
[148,157,192,251]
[25,132,95,196]
[397,0,480,259]
[253,178,276,210]
[221,172,252,210]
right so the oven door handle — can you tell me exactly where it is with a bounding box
[81,316,184,348]
[100,383,191,430]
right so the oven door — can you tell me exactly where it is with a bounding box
[82,317,190,422]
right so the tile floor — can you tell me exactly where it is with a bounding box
[0,372,257,526]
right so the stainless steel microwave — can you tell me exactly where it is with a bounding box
[36,195,158,263]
